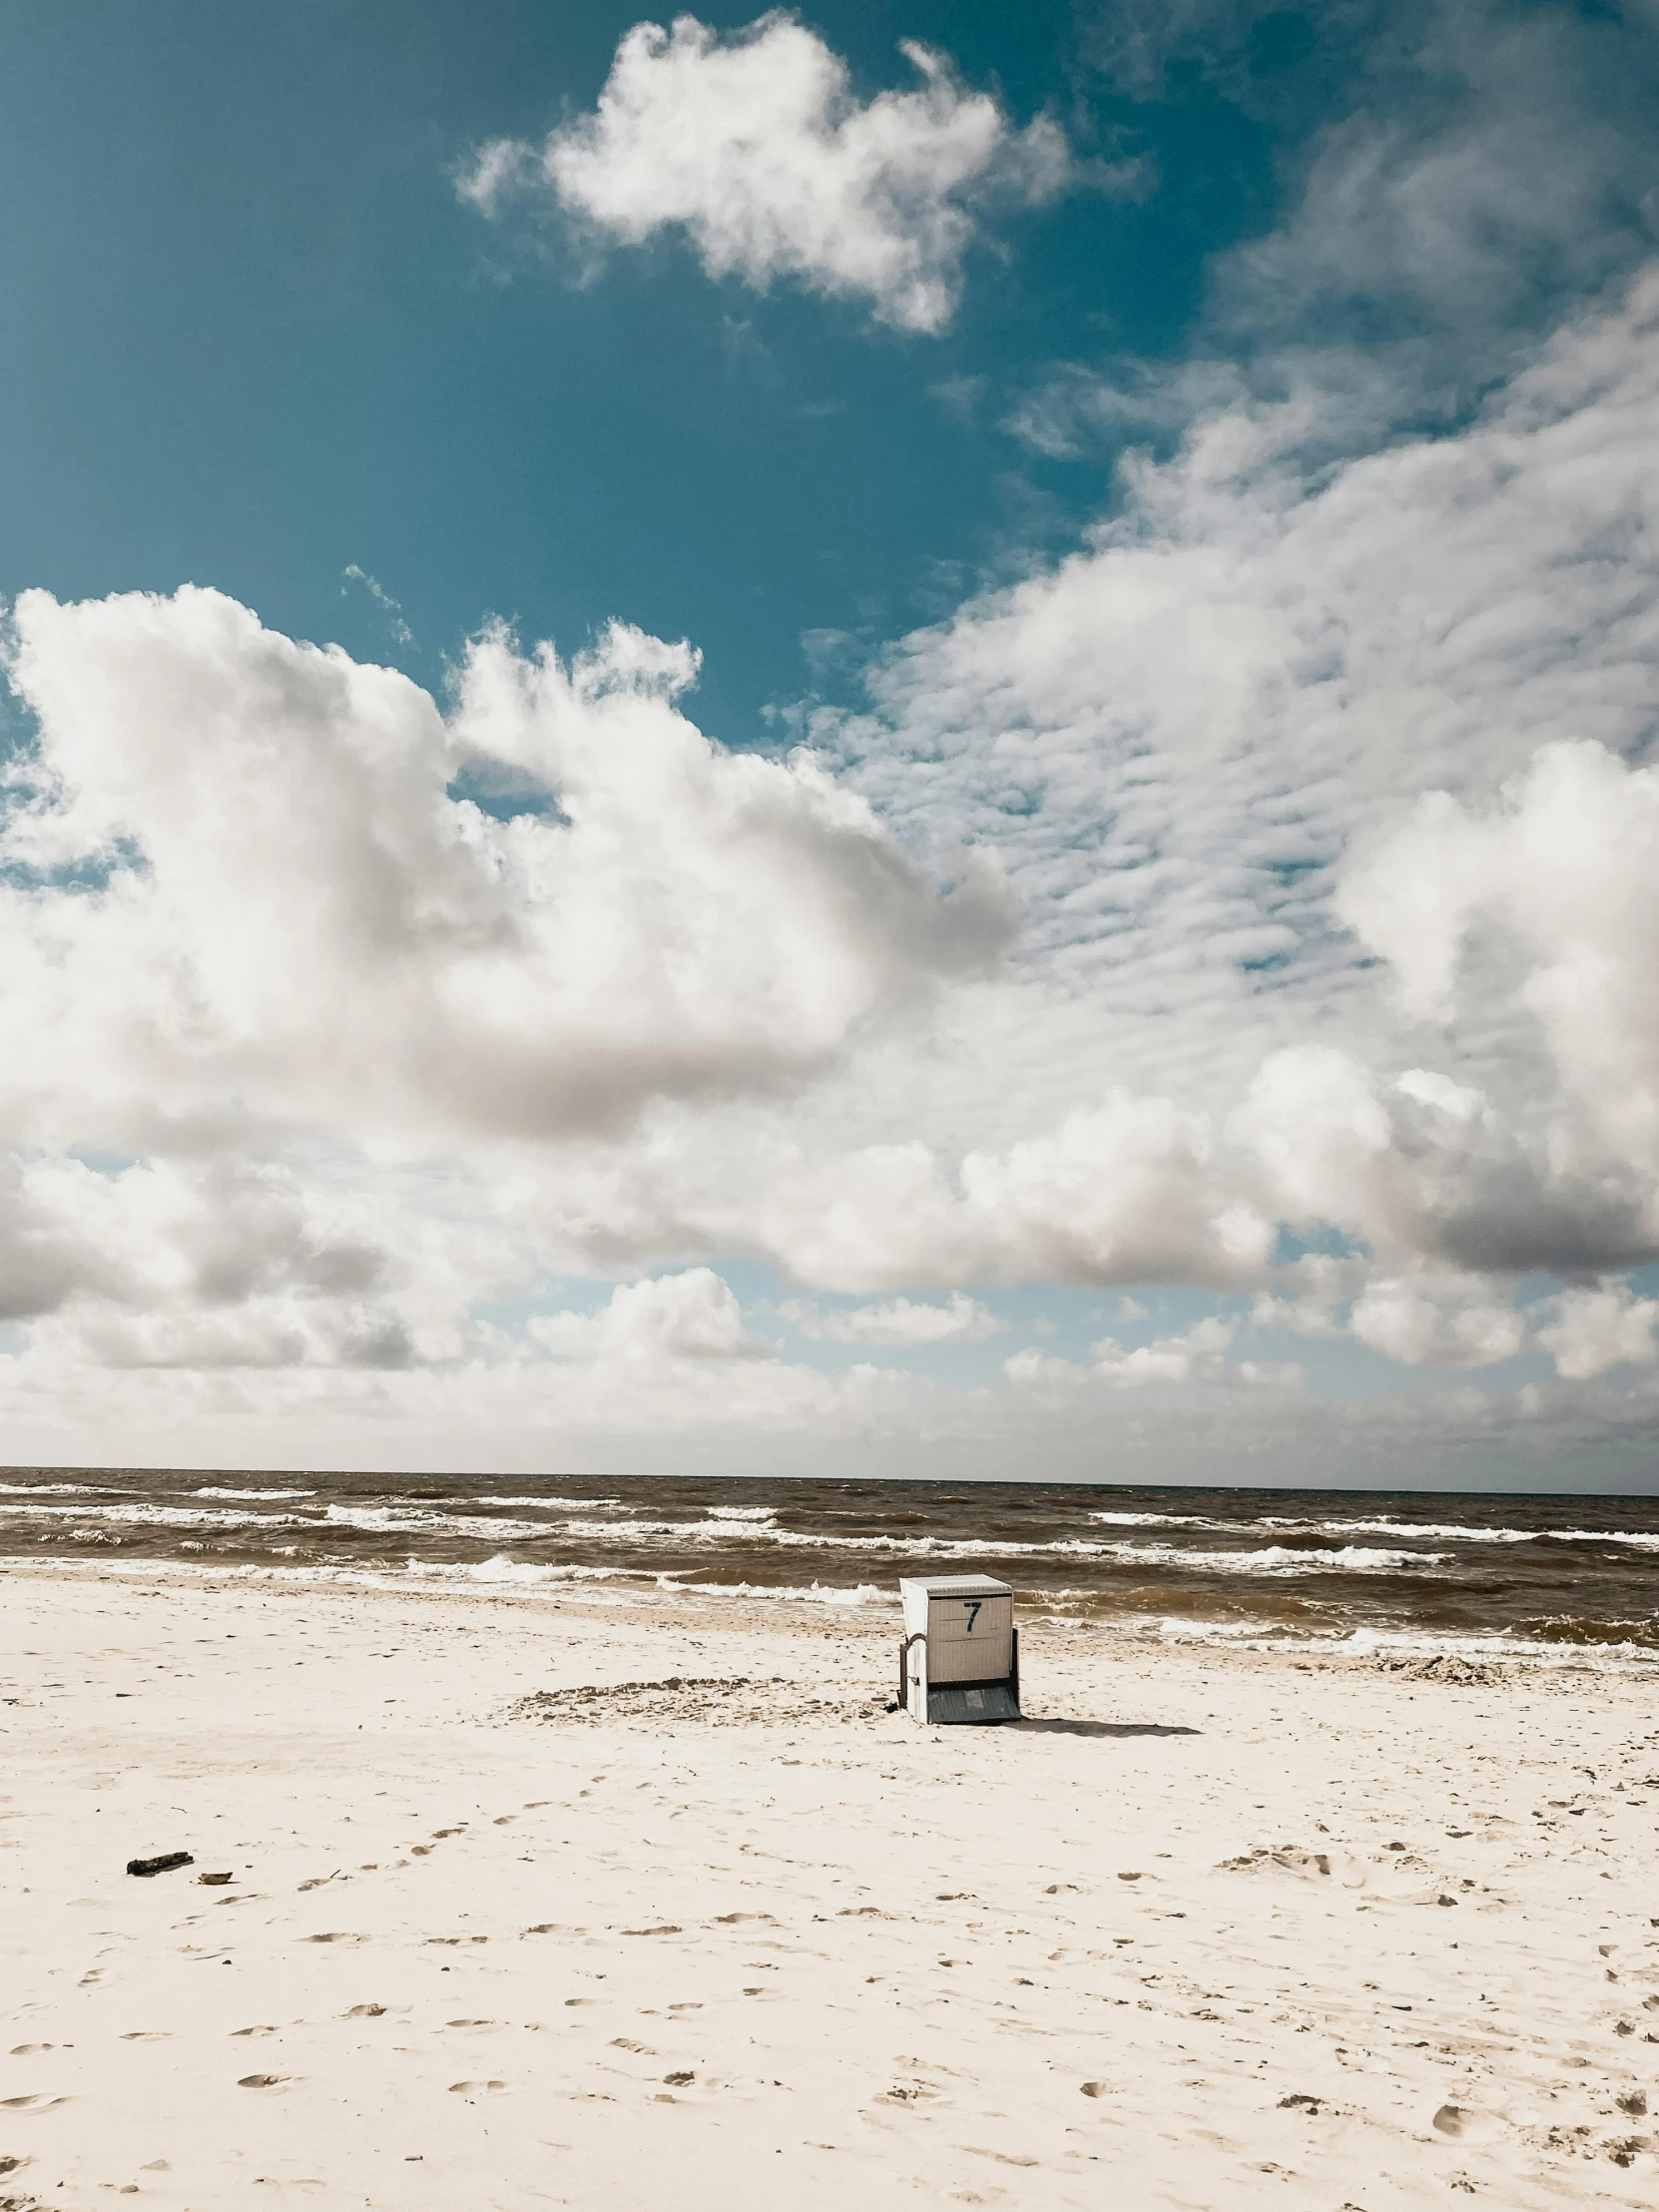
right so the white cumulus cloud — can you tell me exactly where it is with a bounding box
[1339,741,1659,1196]
[1005,1315,1295,1392]
[1535,1284,1659,1382]
[532,1268,766,1364]
[459,11,1071,333]
[0,586,1005,1156]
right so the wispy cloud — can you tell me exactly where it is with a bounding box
[783,1292,1003,1346]
[342,564,413,649]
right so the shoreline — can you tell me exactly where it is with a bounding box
[2,1564,1656,2208]
[6,1550,1659,1674]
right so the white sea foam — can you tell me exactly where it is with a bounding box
[1156,1617,1273,1641]
[525,1518,1132,1559]
[1344,1624,1659,1666]
[1155,1617,1659,1669]
[319,1504,558,1542]
[408,1555,634,1587]
[1089,1510,1224,1528]
[0,1480,108,1495]
[1106,1543,1447,1577]
[0,1499,311,1529]
[1258,1515,1659,1549]
[472,1494,625,1509]
[196,1486,316,1501]
[654,1575,887,1607]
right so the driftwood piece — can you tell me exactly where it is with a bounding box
[127,1851,194,1877]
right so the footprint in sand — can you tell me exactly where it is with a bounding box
[9,2044,53,2055]
[1,2094,70,2110]
[447,2080,507,2096]
[118,2032,171,2042]
[299,1933,365,1944]
[1432,2105,1496,2140]
[238,2075,290,2090]
[343,2005,386,2019]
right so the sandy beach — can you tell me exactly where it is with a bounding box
[2,1567,1656,2210]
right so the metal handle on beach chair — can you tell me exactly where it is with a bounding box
[900,1631,927,1712]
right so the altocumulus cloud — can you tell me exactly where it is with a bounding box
[459,11,1072,333]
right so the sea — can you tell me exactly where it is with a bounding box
[4,1468,1659,1664]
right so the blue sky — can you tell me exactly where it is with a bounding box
[1,1,1658,1485]
[0,1,1303,738]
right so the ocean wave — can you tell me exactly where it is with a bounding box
[654,1575,887,1607]
[318,1504,565,1542]
[1155,1618,1659,1667]
[1089,1510,1225,1528]
[0,1497,566,1542]
[472,1494,625,1510]
[1546,1528,1659,1551]
[1108,1542,1447,1577]
[505,1517,1155,1559]
[0,1499,312,1530]
[1156,1616,1280,1641]
[1346,1623,1659,1666]
[196,1485,316,1501]
[0,1480,110,1495]
[1256,1517,1530,1544]
[1252,1515,1659,1550]
[406,1555,636,1587]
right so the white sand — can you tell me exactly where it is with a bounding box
[2,1567,1656,2209]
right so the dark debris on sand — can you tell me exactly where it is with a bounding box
[509,1677,892,1728]
[1374,1655,1508,1686]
